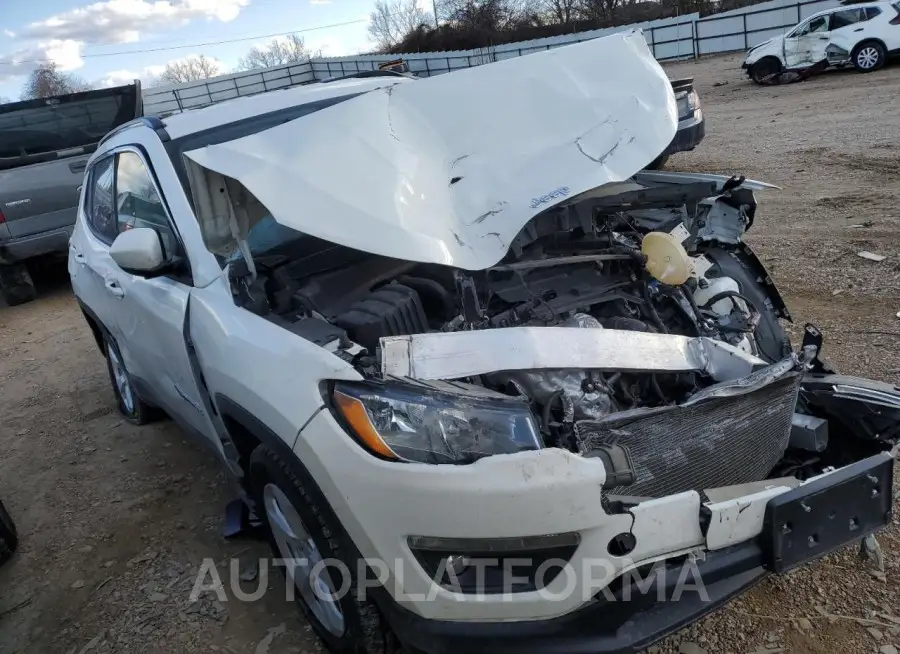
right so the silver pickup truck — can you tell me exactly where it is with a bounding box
[0,83,142,305]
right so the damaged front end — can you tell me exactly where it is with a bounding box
[177,30,896,590]
[210,165,897,496]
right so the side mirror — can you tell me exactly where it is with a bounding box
[110,227,167,276]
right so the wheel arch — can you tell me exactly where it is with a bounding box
[748,56,783,83]
[751,55,783,71]
[214,394,300,480]
[77,300,108,356]
[853,37,887,52]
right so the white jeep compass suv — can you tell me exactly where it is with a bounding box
[70,30,898,654]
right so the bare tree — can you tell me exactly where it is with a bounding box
[368,0,432,51]
[543,0,578,23]
[237,34,319,70]
[20,63,91,99]
[158,55,222,85]
[438,0,520,30]
[577,0,620,21]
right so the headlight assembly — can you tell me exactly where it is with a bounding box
[331,381,541,464]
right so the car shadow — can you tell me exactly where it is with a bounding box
[28,256,73,299]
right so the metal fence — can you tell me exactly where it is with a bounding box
[142,0,836,116]
[308,14,699,80]
[143,63,315,116]
[695,0,839,54]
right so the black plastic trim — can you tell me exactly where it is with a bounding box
[99,116,169,147]
[762,452,894,572]
[214,394,309,466]
[734,242,791,321]
[76,299,108,355]
[379,542,766,654]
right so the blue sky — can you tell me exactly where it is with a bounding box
[0,0,380,99]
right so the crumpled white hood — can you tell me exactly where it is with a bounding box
[184,29,677,270]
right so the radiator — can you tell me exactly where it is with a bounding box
[576,371,802,497]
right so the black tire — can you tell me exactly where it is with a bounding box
[0,262,36,307]
[645,153,669,170]
[248,445,396,654]
[0,500,18,567]
[749,57,782,84]
[104,334,153,425]
[852,40,886,72]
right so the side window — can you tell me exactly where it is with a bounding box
[801,15,830,34]
[114,151,178,258]
[830,8,864,29]
[865,6,882,20]
[86,156,117,243]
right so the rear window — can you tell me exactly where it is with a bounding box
[0,84,140,169]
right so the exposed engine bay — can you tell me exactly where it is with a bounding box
[227,172,898,495]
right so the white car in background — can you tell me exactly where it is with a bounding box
[743,0,900,81]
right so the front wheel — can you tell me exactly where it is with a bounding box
[749,57,782,84]
[852,41,886,72]
[249,445,396,654]
[104,335,153,425]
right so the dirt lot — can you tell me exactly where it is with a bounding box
[1,52,900,654]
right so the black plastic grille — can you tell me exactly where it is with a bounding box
[577,373,801,497]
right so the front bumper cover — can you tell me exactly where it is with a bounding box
[379,452,894,654]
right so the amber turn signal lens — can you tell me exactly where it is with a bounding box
[333,391,398,460]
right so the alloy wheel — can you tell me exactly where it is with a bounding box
[857,46,880,70]
[107,343,135,414]
[263,483,345,637]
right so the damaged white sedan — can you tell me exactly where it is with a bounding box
[69,29,898,654]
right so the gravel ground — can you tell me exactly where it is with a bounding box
[1,52,899,654]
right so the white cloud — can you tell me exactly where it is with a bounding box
[3,30,16,38]
[309,0,332,4]
[98,64,165,87]
[0,40,84,82]
[24,0,249,45]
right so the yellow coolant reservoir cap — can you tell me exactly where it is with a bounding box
[641,231,691,285]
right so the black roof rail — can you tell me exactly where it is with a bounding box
[319,69,417,83]
[99,116,170,147]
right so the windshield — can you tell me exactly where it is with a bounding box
[227,214,308,262]
[0,84,140,167]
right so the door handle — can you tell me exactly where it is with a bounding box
[853,27,863,31]
[104,278,125,298]
[818,35,830,39]
[69,245,86,264]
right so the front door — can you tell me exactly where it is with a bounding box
[104,148,220,450]
[71,155,125,337]
[784,14,831,68]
